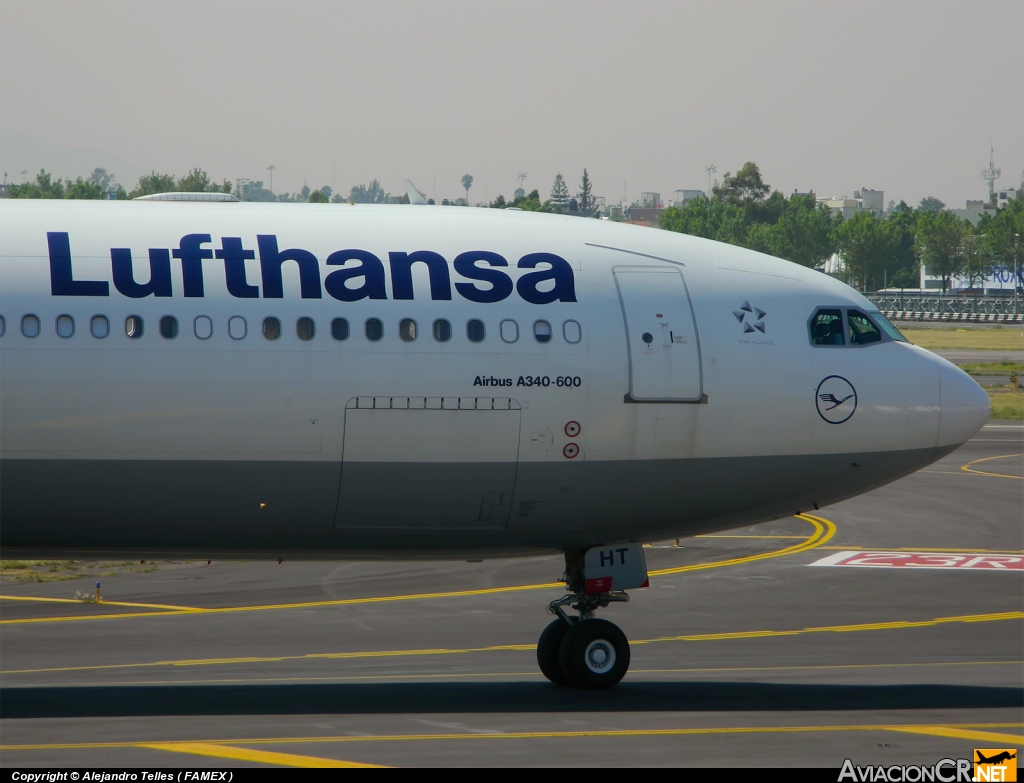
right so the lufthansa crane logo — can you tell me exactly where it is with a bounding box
[816,375,857,424]
[733,301,766,333]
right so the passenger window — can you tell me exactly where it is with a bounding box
[810,309,844,346]
[0,315,5,337]
[467,319,485,343]
[21,314,40,338]
[399,318,417,342]
[194,316,213,339]
[228,316,247,339]
[56,315,75,338]
[534,320,552,343]
[91,315,109,339]
[125,315,144,339]
[848,310,882,345]
[870,311,907,342]
[365,318,383,341]
[263,317,281,340]
[160,315,178,339]
[499,319,519,343]
[331,317,349,341]
[297,317,315,341]
[433,319,451,342]
[563,319,582,344]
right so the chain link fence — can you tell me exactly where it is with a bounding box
[867,294,1022,320]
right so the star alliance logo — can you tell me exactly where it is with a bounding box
[733,301,766,333]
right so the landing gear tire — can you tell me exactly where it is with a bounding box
[558,618,630,689]
[537,617,576,685]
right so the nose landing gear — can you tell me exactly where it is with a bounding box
[537,550,635,689]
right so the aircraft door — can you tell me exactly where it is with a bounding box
[614,268,704,402]
[333,397,521,531]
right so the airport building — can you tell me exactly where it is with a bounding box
[671,189,705,206]
[817,188,884,219]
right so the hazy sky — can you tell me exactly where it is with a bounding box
[1,1,1021,207]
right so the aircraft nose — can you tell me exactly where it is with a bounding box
[937,359,990,447]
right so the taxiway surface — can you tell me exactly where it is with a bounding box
[1,423,1021,767]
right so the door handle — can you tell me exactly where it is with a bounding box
[660,322,672,347]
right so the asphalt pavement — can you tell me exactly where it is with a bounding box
[1,423,1021,767]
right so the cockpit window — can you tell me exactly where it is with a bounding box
[810,309,844,346]
[870,311,908,342]
[848,310,882,345]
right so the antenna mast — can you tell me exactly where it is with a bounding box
[516,171,527,194]
[981,147,1001,204]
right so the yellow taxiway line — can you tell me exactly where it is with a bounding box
[21,659,1022,688]
[0,595,199,611]
[3,609,1019,676]
[139,742,383,768]
[0,514,833,625]
[960,452,1023,480]
[887,727,1024,745]
[2,724,1021,761]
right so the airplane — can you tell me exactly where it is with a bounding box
[976,752,1017,765]
[0,196,990,689]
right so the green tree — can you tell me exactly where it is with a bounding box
[915,210,968,293]
[712,162,770,205]
[578,168,594,212]
[64,178,105,199]
[884,202,920,281]
[7,170,66,198]
[240,180,276,202]
[509,188,553,213]
[760,194,838,267]
[489,194,507,208]
[307,188,329,203]
[550,172,570,211]
[918,196,946,213]
[461,174,474,204]
[892,268,918,291]
[982,199,1024,290]
[129,172,178,198]
[834,211,896,291]
[348,180,388,203]
[659,195,746,245]
[960,230,992,291]
[178,168,213,192]
[88,168,118,194]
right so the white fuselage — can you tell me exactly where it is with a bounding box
[0,201,990,558]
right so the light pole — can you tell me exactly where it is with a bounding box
[704,164,716,197]
[267,165,275,194]
[1014,232,1020,316]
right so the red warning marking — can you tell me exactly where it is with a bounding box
[565,421,581,437]
[585,576,613,594]
[563,443,580,459]
[810,551,1023,570]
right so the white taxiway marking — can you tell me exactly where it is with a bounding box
[810,551,1023,571]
